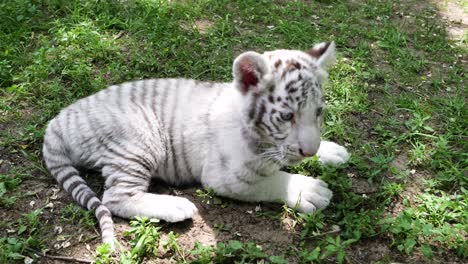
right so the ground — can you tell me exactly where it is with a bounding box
[0,0,466,263]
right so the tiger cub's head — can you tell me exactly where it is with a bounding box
[233,42,336,165]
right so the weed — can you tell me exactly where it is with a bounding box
[123,217,161,262]
[161,231,186,262]
[368,153,394,182]
[382,190,467,258]
[408,141,431,166]
[0,173,22,208]
[0,237,26,263]
[195,188,229,208]
[298,210,326,239]
[321,235,357,264]
[191,240,287,264]
[60,204,96,229]
[95,243,112,264]
[298,247,321,263]
[17,209,43,236]
[382,182,404,198]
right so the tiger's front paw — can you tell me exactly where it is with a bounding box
[146,196,198,223]
[317,141,350,166]
[286,174,333,213]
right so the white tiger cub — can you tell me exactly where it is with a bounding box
[43,41,349,246]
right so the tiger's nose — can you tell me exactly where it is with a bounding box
[299,148,315,157]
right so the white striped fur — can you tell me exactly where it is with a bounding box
[43,42,350,247]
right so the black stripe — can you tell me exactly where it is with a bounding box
[100,219,114,228]
[111,163,149,179]
[75,102,94,151]
[180,84,194,180]
[158,80,170,122]
[89,200,101,210]
[108,146,153,173]
[43,140,63,155]
[45,155,67,165]
[50,124,64,143]
[87,106,154,173]
[248,93,260,121]
[168,80,180,181]
[67,180,85,194]
[47,162,73,172]
[285,80,296,91]
[259,121,274,134]
[115,84,125,113]
[58,170,77,186]
[269,114,281,133]
[74,184,89,202]
[180,133,192,179]
[96,207,112,221]
[268,94,274,103]
[241,127,258,153]
[112,178,142,187]
[130,82,138,106]
[140,80,149,105]
[148,82,165,149]
[103,109,151,162]
[301,84,308,97]
[82,191,95,208]
[55,113,66,141]
[149,81,159,123]
[64,109,73,141]
[255,101,267,126]
[160,80,171,171]
[272,134,287,141]
[104,135,153,173]
[109,163,149,181]
[218,151,229,169]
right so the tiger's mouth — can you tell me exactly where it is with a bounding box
[278,149,304,165]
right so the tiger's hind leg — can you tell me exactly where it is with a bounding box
[101,162,198,222]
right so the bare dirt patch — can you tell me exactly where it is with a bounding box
[434,0,468,42]
[194,20,214,34]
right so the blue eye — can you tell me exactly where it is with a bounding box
[281,112,294,121]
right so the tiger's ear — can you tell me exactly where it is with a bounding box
[233,51,268,95]
[307,41,336,69]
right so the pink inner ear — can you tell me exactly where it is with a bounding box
[240,63,258,94]
[308,42,331,58]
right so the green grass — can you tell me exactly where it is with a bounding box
[1,0,467,263]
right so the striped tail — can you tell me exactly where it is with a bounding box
[43,129,115,247]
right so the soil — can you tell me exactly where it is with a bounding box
[435,0,468,42]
